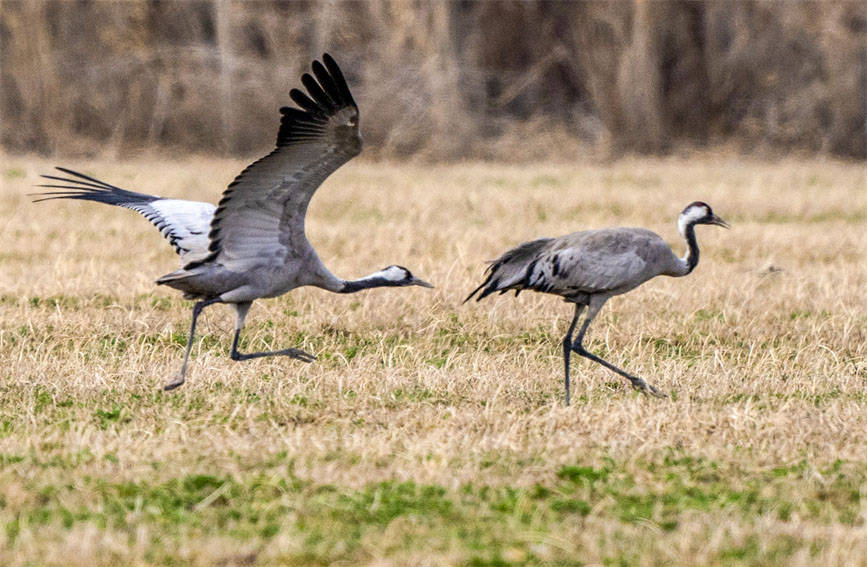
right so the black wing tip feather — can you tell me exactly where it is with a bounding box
[317,53,356,108]
[286,53,356,116]
[289,88,323,114]
[321,53,355,105]
[302,72,336,110]
[29,187,112,203]
[31,167,160,205]
[51,166,124,191]
[275,54,359,148]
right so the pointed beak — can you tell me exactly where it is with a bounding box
[709,214,730,229]
[411,277,435,289]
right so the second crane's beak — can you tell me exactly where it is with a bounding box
[709,214,730,229]
[411,276,435,289]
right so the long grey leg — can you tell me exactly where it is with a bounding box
[227,301,315,363]
[571,301,667,399]
[164,297,221,391]
[562,304,585,406]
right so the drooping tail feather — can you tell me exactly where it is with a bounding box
[463,277,492,303]
[464,237,553,303]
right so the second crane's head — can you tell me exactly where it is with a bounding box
[677,202,730,235]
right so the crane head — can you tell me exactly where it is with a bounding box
[375,265,435,289]
[679,202,730,234]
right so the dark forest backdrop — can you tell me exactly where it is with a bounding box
[1,0,865,161]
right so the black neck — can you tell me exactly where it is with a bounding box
[339,276,402,294]
[683,223,700,275]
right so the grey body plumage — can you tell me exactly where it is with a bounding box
[467,202,729,404]
[34,54,433,390]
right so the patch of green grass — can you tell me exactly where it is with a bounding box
[33,387,54,414]
[164,331,222,352]
[0,418,14,438]
[557,464,610,484]
[27,295,82,309]
[390,387,435,402]
[508,326,556,347]
[645,335,705,360]
[100,336,128,356]
[344,344,359,361]
[693,308,725,321]
[150,296,174,311]
[3,449,867,565]
[94,404,126,429]
[0,453,25,465]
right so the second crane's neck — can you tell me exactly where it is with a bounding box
[677,221,701,276]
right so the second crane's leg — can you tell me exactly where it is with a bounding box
[562,304,585,407]
[164,298,220,391]
[228,301,316,363]
[570,301,667,399]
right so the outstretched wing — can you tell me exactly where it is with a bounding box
[34,167,215,264]
[199,53,362,270]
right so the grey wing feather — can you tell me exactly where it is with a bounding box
[34,167,215,264]
[201,53,362,270]
[534,229,677,294]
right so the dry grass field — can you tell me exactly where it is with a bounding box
[1,155,866,566]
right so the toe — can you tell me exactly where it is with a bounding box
[163,373,185,391]
[646,384,668,399]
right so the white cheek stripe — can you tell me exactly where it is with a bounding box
[380,267,406,281]
[359,267,404,283]
[678,206,706,233]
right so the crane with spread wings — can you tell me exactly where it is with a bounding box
[35,54,433,390]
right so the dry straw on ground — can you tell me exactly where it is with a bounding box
[0,156,866,565]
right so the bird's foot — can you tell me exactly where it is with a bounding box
[278,348,316,363]
[231,348,317,363]
[631,377,667,399]
[163,372,186,391]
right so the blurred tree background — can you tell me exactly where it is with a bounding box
[1,0,865,161]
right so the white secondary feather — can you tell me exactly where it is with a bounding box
[124,199,216,264]
[33,167,216,265]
